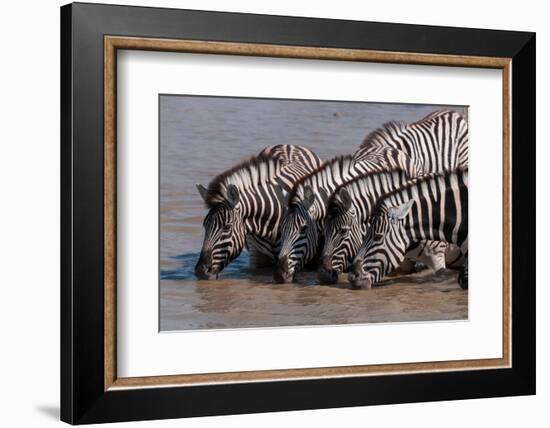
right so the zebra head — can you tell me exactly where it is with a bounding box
[348,199,414,289]
[195,183,246,280]
[274,186,317,283]
[318,188,362,284]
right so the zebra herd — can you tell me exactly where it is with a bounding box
[194,109,469,290]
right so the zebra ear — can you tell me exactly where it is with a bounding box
[196,184,208,202]
[302,186,316,211]
[388,199,414,223]
[226,184,240,208]
[339,188,352,211]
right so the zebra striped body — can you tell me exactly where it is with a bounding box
[320,172,463,283]
[195,145,322,280]
[355,110,469,173]
[348,169,468,289]
[275,153,416,283]
[319,169,417,283]
[318,110,468,283]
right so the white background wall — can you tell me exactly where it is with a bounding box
[0,0,546,426]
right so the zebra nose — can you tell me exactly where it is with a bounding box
[274,256,294,284]
[348,264,372,290]
[195,251,215,279]
[318,257,338,285]
[320,256,332,270]
[277,256,290,272]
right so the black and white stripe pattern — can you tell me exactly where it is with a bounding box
[355,110,469,174]
[348,169,468,289]
[319,169,415,283]
[275,154,416,283]
[194,145,322,280]
[320,173,462,283]
[316,109,468,282]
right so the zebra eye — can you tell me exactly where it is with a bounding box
[222,224,231,232]
[374,233,384,240]
[339,227,349,235]
[300,224,308,233]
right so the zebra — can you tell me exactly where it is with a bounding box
[194,145,322,280]
[355,109,469,174]
[318,170,444,283]
[274,151,418,283]
[318,109,469,282]
[348,169,468,290]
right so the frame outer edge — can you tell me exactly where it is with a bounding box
[63,3,536,423]
[510,33,536,391]
[60,3,74,425]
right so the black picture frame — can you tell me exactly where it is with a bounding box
[61,2,535,424]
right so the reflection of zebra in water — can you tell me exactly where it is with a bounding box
[355,109,469,174]
[194,145,322,280]
[348,169,468,290]
[319,170,458,284]
[275,150,419,283]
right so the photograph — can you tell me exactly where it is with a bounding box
[55,2,536,425]
[159,95,469,331]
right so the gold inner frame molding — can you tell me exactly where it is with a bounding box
[104,35,512,391]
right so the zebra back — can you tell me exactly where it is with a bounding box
[258,144,324,190]
[357,109,468,174]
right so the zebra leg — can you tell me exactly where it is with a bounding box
[407,241,447,274]
[395,259,416,275]
[445,244,465,269]
[418,241,456,281]
[458,254,468,289]
[425,242,447,273]
[458,242,468,289]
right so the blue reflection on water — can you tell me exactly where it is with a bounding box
[160,252,251,280]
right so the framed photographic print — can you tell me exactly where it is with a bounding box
[61,2,535,424]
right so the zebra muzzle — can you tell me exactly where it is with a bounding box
[348,264,373,290]
[318,257,339,285]
[274,256,294,284]
[195,253,218,280]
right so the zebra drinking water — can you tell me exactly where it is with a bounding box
[275,150,418,283]
[194,145,322,280]
[318,170,453,284]
[317,109,469,283]
[348,169,468,290]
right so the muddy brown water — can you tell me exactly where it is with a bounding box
[160,96,467,331]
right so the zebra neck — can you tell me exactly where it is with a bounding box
[401,186,467,247]
[244,223,279,245]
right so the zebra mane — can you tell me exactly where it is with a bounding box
[374,168,467,214]
[287,154,355,205]
[327,167,412,211]
[204,153,283,208]
[360,109,455,150]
